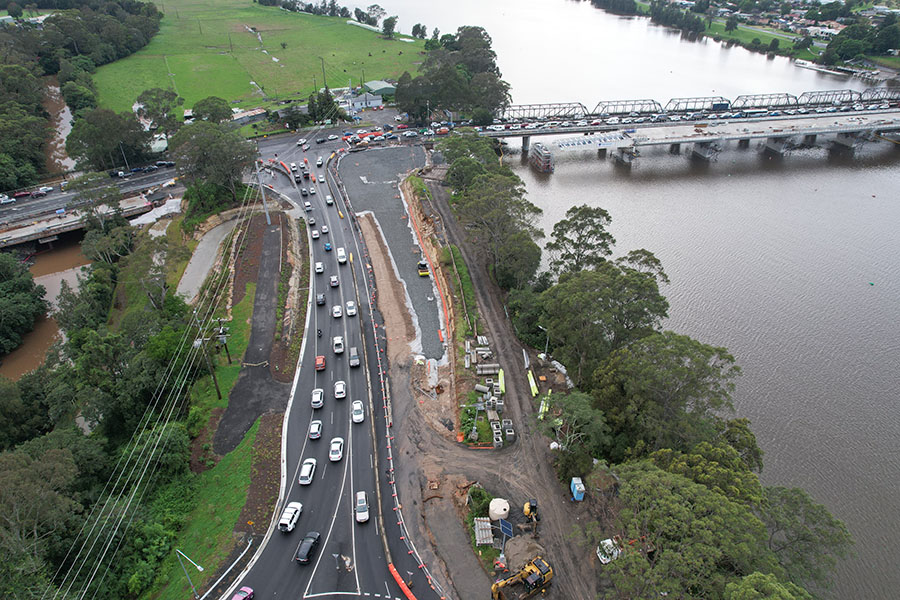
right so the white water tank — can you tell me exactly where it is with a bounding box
[489,498,510,521]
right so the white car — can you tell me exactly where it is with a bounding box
[311,388,324,409]
[345,301,357,316]
[321,225,329,234]
[332,305,343,318]
[316,157,324,167]
[0,194,14,205]
[298,458,317,485]
[278,502,303,532]
[329,437,344,461]
[308,420,322,439]
[39,186,54,193]
[290,162,298,172]
[315,262,324,274]
[311,229,320,239]
[351,400,364,424]
[403,131,417,138]
[334,380,346,399]
[325,195,334,205]
[330,275,339,287]
[309,186,316,195]
[333,336,344,354]
[297,138,307,146]
[355,491,369,523]
[327,134,339,140]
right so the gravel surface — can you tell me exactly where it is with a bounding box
[177,219,238,304]
[338,146,446,360]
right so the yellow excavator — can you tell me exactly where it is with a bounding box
[490,556,553,600]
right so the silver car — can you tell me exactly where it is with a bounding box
[345,301,357,316]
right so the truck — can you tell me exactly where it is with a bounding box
[490,556,553,600]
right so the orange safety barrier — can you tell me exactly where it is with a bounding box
[279,161,290,173]
[388,563,417,600]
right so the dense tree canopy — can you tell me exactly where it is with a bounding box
[66,108,150,171]
[0,253,48,355]
[168,121,256,201]
[546,204,616,274]
[191,96,233,124]
[594,331,739,458]
[541,264,669,384]
[396,26,510,121]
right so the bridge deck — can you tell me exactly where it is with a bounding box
[483,110,900,151]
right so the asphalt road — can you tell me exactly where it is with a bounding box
[228,129,438,599]
[0,167,178,224]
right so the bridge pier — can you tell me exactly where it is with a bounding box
[669,143,680,155]
[738,139,750,149]
[597,148,607,158]
[803,134,817,145]
[832,132,861,150]
[522,135,530,152]
[764,136,789,156]
[612,147,636,168]
[691,142,718,161]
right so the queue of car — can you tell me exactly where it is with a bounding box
[275,163,372,580]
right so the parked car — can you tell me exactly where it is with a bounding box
[316,138,326,144]
[329,437,344,461]
[278,502,303,533]
[327,134,339,141]
[295,531,321,564]
[351,400,364,424]
[298,458,317,485]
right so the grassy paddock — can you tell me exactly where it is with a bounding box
[93,0,425,113]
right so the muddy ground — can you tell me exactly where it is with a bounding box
[358,166,601,599]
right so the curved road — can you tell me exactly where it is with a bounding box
[224,132,440,600]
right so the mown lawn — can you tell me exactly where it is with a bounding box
[705,22,821,61]
[93,0,425,113]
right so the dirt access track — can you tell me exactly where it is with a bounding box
[357,163,599,599]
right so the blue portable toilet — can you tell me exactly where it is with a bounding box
[570,477,585,502]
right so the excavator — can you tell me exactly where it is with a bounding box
[490,556,553,600]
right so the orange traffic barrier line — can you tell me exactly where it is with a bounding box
[388,563,417,600]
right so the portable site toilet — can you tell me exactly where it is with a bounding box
[570,477,585,502]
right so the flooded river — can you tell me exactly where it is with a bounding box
[0,238,89,381]
[42,76,76,174]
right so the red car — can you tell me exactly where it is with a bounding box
[396,124,409,130]
[13,191,31,198]
[315,355,326,371]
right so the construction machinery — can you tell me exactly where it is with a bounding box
[490,556,553,599]
[518,499,540,536]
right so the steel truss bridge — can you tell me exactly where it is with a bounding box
[497,87,900,120]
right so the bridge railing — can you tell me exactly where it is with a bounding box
[591,99,663,116]
[731,93,799,109]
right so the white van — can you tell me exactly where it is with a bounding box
[336,247,347,264]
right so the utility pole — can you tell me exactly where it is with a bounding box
[320,56,328,92]
[175,549,203,599]
[118,142,130,171]
[193,310,222,400]
[217,318,232,364]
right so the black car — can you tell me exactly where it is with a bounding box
[295,531,321,564]
[303,170,310,179]
[315,138,326,144]
[316,293,326,305]
[294,174,302,183]
[143,165,158,173]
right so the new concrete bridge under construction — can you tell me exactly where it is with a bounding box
[482,87,900,165]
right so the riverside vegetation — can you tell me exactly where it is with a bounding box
[437,133,852,599]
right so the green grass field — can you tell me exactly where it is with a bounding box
[705,22,821,61]
[93,0,425,113]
